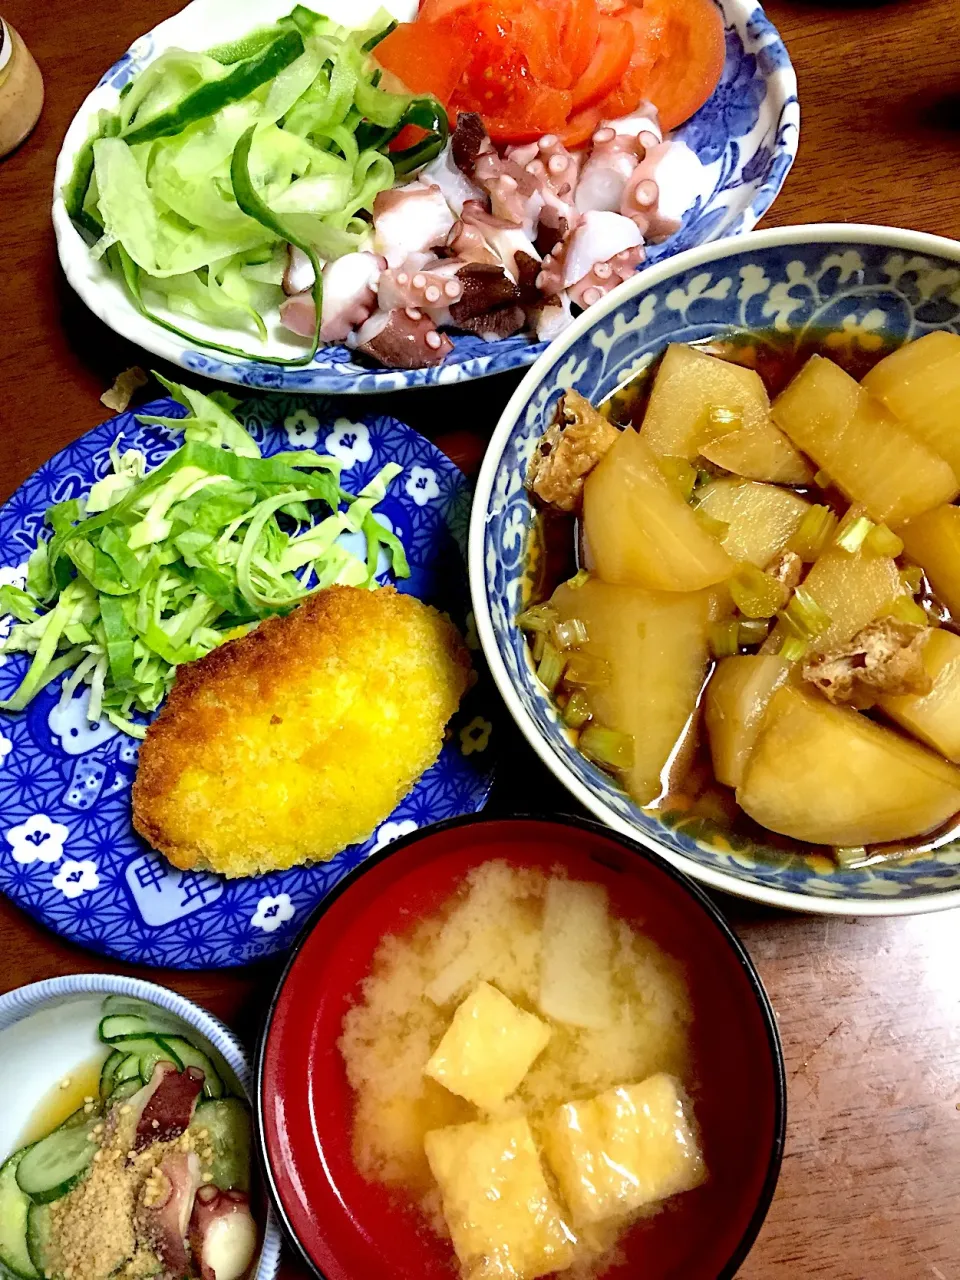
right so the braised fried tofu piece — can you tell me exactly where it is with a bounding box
[526,390,619,513]
[132,586,471,877]
[801,616,932,708]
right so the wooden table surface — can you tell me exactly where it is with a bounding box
[1,0,959,1275]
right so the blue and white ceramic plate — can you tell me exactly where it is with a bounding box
[470,224,960,916]
[52,0,798,395]
[0,398,495,967]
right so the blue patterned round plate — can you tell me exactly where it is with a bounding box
[470,224,960,915]
[52,0,798,395]
[0,398,494,967]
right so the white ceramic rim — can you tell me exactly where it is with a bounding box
[0,973,282,1280]
[469,221,960,918]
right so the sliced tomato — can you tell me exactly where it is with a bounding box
[558,104,604,148]
[474,82,574,143]
[388,124,429,152]
[374,21,467,103]
[558,0,602,86]
[639,0,726,131]
[571,15,634,111]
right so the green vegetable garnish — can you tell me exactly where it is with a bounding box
[0,379,408,736]
[64,7,448,364]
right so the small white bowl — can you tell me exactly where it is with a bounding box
[0,973,281,1280]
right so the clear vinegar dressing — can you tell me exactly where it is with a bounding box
[522,330,960,869]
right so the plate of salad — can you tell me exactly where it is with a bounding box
[0,384,495,968]
[52,0,798,393]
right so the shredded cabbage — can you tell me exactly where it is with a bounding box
[0,379,409,736]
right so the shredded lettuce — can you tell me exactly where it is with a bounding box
[0,380,409,736]
[65,7,449,364]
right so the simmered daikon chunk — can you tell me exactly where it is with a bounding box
[425,1117,576,1279]
[640,344,771,459]
[797,547,903,652]
[704,655,792,788]
[538,879,614,1031]
[772,355,958,525]
[695,478,809,568]
[551,578,711,804]
[699,421,814,485]
[737,685,960,845]
[862,331,960,477]
[582,428,734,591]
[898,504,960,617]
[879,628,960,762]
[424,982,551,1110]
[542,1074,705,1227]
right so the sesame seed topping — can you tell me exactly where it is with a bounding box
[60,1078,72,1090]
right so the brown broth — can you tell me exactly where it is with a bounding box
[526,328,960,872]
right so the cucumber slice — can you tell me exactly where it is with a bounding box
[99,1049,124,1101]
[113,1056,142,1087]
[190,1099,251,1193]
[0,1150,40,1279]
[25,1205,55,1279]
[158,1038,223,1100]
[107,1078,142,1104]
[15,1121,98,1203]
[99,1036,182,1082]
[98,1015,149,1041]
[58,1105,99,1132]
[99,997,185,1036]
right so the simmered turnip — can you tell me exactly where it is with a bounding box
[772,355,959,525]
[787,547,903,652]
[704,655,792,788]
[551,578,711,804]
[699,420,814,485]
[695,478,809,568]
[862,331,960,478]
[737,685,960,845]
[640,344,772,459]
[582,429,734,591]
[879,629,960,763]
[899,504,960,617]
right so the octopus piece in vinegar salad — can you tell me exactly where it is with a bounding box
[65,0,722,369]
[521,331,960,870]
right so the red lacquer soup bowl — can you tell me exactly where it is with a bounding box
[256,815,786,1280]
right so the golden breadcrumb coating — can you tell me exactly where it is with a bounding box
[132,586,471,878]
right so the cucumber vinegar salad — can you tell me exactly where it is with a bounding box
[0,997,257,1280]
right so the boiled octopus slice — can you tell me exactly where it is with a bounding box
[189,1186,258,1280]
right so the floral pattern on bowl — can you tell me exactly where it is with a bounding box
[52,0,798,395]
[0,396,495,968]
[470,225,960,913]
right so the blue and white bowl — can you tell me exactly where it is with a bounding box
[0,973,282,1280]
[469,224,960,915]
[52,0,798,395]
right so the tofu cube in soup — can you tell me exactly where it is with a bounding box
[694,478,809,568]
[542,1074,705,1227]
[640,343,772,459]
[862,330,960,477]
[704,655,792,789]
[737,685,960,845]
[551,579,712,804]
[772,354,959,525]
[899,504,960,618]
[582,428,734,591]
[424,1117,576,1279]
[538,879,614,1030]
[699,420,814,485]
[424,982,551,1109]
[879,629,960,763]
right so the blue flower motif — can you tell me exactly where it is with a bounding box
[681,29,766,165]
[742,144,773,184]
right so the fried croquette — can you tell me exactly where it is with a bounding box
[131,586,471,877]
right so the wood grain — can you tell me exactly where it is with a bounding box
[1,0,959,1276]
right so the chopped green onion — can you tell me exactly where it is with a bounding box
[865,523,904,558]
[566,569,590,590]
[562,690,592,729]
[537,640,566,693]
[553,617,588,649]
[900,564,924,594]
[658,456,697,501]
[518,603,558,634]
[708,619,741,658]
[778,634,809,662]
[887,595,929,627]
[783,586,832,638]
[579,724,634,772]
[729,564,789,619]
[788,505,838,561]
[694,509,729,541]
[835,513,874,554]
[531,631,546,663]
[813,469,832,489]
[564,652,610,687]
[738,618,771,647]
[694,467,714,492]
[835,846,868,869]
